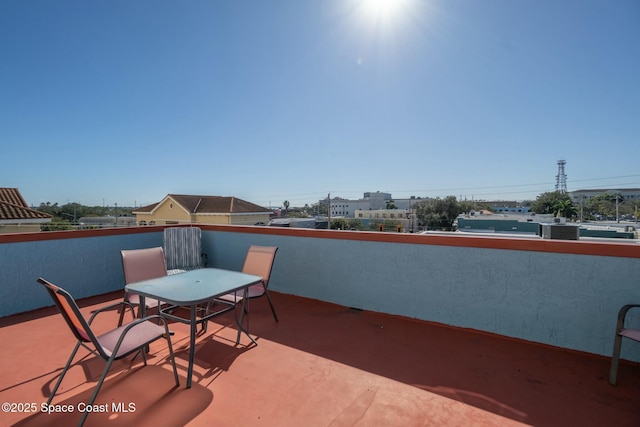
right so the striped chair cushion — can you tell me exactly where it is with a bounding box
[163,227,203,273]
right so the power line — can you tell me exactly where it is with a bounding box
[383,174,640,198]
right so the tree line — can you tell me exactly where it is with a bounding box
[35,202,133,231]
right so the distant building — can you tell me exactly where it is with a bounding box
[0,188,52,233]
[354,208,416,231]
[355,208,412,221]
[455,210,636,240]
[569,188,640,203]
[328,192,424,218]
[269,218,318,229]
[133,194,273,226]
[485,201,531,214]
[78,215,136,229]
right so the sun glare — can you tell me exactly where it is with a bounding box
[346,0,421,65]
[361,0,410,21]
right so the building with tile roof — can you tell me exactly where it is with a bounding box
[133,194,273,226]
[0,188,52,233]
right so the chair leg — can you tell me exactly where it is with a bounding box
[164,328,180,387]
[78,356,117,426]
[140,346,148,366]
[117,305,126,327]
[201,302,210,333]
[47,341,83,405]
[235,296,256,346]
[264,291,279,322]
[609,333,624,385]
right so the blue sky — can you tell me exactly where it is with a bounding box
[2,0,639,209]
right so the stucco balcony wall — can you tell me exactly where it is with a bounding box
[204,226,640,361]
[1,225,639,362]
[0,227,165,317]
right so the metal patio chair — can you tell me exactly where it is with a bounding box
[36,277,179,427]
[124,244,210,332]
[212,246,279,338]
[163,227,207,275]
[119,247,168,325]
[609,304,640,385]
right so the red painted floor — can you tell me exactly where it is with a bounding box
[1,291,639,427]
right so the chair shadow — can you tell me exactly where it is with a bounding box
[13,365,212,427]
[38,347,169,402]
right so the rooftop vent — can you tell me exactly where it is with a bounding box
[539,224,579,240]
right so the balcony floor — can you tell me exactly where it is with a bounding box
[1,291,639,427]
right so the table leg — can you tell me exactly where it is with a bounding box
[187,304,197,389]
[236,291,245,344]
[139,296,150,353]
[139,296,146,318]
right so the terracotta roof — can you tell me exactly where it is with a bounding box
[134,201,160,213]
[134,194,272,214]
[0,188,52,221]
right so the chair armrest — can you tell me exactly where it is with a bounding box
[110,314,173,357]
[139,314,170,328]
[121,314,169,331]
[616,304,640,332]
[88,301,136,325]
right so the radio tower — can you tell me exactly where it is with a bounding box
[555,159,567,193]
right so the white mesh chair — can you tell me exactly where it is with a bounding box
[163,227,207,275]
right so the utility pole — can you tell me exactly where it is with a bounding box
[327,193,331,229]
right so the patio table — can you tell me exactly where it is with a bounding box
[125,268,262,388]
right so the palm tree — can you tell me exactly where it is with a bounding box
[552,199,578,219]
[532,191,576,218]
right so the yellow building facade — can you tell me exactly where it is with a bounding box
[134,194,272,226]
